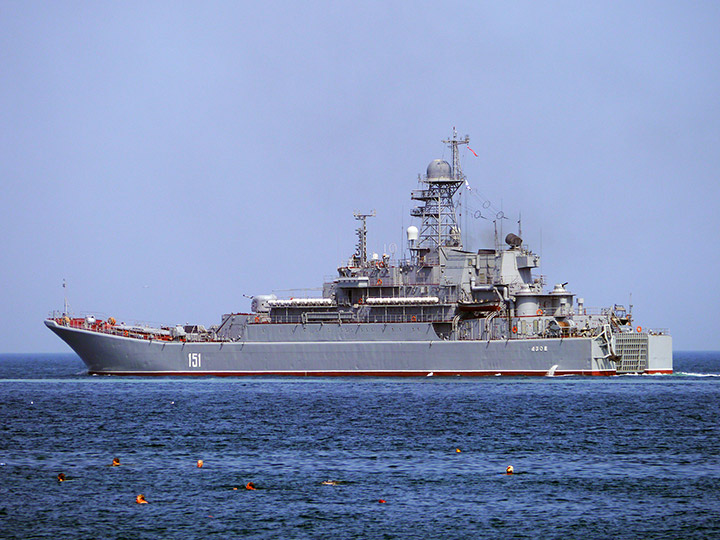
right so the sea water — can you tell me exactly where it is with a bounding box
[0,352,718,539]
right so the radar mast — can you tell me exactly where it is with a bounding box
[411,128,469,252]
[352,210,375,267]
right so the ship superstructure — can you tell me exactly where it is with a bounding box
[45,130,672,376]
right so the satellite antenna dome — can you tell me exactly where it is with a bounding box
[427,159,452,179]
[505,233,522,248]
[407,225,419,242]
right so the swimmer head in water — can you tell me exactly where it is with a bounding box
[57,473,65,482]
[506,465,514,474]
[112,457,120,467]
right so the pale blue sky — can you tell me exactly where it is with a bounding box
[2,1,719,352]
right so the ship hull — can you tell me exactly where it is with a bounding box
[44,319,661,376]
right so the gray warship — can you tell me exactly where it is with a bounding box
[46,130,672,376]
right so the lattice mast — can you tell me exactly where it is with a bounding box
[411,128,469,251]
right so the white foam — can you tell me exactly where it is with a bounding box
[545,364,559,377]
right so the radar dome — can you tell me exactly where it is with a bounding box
[406,225,419,242]
[427,159,452,179]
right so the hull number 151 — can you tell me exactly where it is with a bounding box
[188,352,202,368]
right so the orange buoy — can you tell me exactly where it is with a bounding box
[245,482,256,490]
[136,494,148,504]
[197,460,203,468]
[456,448,461,453]
[378,499,386,503]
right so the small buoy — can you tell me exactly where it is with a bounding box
[378,499,386,503]
[57,473,66,482]
[112,457,120,467]
[456,448,461,453]
[245,482,256,490]
[197,460,203,468]
[136,494,148,504]
[506,465,514,475]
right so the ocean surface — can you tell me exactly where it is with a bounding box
[1,352,719,539]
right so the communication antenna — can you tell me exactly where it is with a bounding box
[518,212,522,240]
[63,279,69,316]
[353,210,375,267]
[493,220,499,253]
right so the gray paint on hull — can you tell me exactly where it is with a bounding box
[46,320,614,375]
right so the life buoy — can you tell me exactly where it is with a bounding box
[512,326,517,334]
[536,309,544,316]
[377,279,382,286]
[123,331,129,337]
[636,326,642,333]
[254,316,260,323]
[411,315,417,322]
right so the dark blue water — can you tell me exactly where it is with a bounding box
[1,352,719,539]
